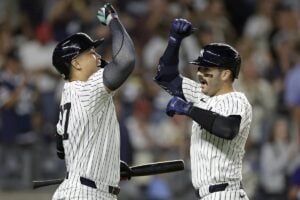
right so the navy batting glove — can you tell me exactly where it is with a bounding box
[169,18,193,45]
[166,96,193,117]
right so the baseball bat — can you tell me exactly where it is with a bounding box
[33,160,184,189]
[121,159,184,177]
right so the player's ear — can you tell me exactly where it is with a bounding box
[221,69,231,81]
[71,59,81,70]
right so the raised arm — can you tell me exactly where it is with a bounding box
[97,3,135,91]
[153,18,193,99]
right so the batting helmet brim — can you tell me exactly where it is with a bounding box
[91,38,105,49]
[77,38,104,56]
[189,50,224,68]
[189,59,221,67]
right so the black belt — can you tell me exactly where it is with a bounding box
[195,182,243,199]
[66,172,120,195]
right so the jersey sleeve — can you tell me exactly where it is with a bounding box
[74,69,113,113]
[182,77,206,103]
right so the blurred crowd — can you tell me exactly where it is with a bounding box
[0,0,300,199]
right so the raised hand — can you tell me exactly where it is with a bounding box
[97,3,118,26]
[169,18,193,44]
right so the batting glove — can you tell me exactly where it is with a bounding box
[120,160,132,180]
[166,96,193,117]
[97,3,118,26]
[169,18,193,45]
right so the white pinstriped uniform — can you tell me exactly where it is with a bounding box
[52,68,119,200]
[182,77,252,200]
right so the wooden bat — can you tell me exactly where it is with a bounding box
[33,160,184,189]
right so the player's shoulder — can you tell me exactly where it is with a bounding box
[229,91,248,101]
[231,91,252,110]
[221,91,251,107]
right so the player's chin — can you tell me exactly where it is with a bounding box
[201,86,212,96]
[200,83,208,92]
[201,88,208,95]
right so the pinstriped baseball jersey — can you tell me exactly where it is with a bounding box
[52,68,119,199]
[182,77,252,193]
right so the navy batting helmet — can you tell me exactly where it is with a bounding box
[52,32,104,79]
[190,43,241,78]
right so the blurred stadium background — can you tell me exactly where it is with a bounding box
[0,0,300,199]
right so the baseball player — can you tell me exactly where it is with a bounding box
[154,18,252,200]
[51,3,135,200]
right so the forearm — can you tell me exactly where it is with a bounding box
[103,19,135,91]
[154,18,192,98]
[154,40,185,98]
[161,36,181,65]
[155,39,181,81]
[187,106,241,140]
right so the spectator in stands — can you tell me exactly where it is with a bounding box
[259,115,298,200]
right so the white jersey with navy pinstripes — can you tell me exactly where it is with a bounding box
[53,68,119,199]
[182,77,252,190]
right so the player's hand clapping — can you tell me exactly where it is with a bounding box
[97,3,118,26]
[166,96,193,117]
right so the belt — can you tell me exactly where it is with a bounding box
[195,182,243,199]
[66,172,120,195]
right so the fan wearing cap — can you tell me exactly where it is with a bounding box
[154,18,252,200]
[51,3,135,200]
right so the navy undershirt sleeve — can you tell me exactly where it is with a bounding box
[154,37,185,99]
[103,19,135,91]
[188,106,241,140]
